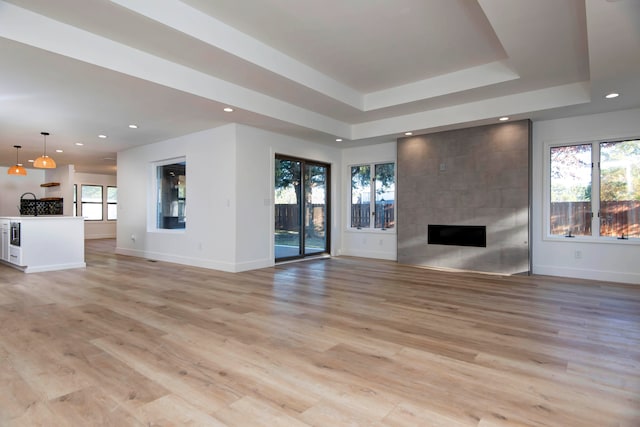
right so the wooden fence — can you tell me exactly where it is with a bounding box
[550,200,640,237]
[274,204,325,232]
[351,203,395,229]
[274,203,396,231]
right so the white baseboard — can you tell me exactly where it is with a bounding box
[533,265,640,285]
[233,258,273,272]
[24,262,86,273]
[115,247,271,273]
[338,248,397,261]
[85,234,116,240]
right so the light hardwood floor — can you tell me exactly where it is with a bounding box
[0,239,639,426]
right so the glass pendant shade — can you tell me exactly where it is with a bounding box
[34,131,56,169]
[7,145,27,175]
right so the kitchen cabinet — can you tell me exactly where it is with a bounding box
[9,245,22,266]
[0,216,85,273]
[0,219,8,262]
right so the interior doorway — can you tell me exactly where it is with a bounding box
[274,155,330,261]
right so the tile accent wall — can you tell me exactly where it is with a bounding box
[397,120,531,274]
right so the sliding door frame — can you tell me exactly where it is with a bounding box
[274,154,331,262]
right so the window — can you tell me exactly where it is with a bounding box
[600,140,640,238]
[350,162,395,230]
[107,186,117,220]
[549,138,640,239]
[550,144,592,236]
[81,185,103,221]
[157,161,186,229]
[73,184,77,217]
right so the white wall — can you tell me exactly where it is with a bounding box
[116,124,342,272]
[532,108,640,284]
[236,125,342,265]
[43,165,74,216]
[117,125,238,270]
[0,167,45,216]
[74,172,117,239]
[0,166,116,238]
[340,142,397,260]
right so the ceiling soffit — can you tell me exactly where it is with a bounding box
[2,0,637,174]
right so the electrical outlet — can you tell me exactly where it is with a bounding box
[574,250,582,259]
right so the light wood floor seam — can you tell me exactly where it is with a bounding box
[0,239,638,426]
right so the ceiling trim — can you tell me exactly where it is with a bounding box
[352,82,591,140]
[364,61,519,111]
[110,0,364,109]
[0,2,350,137]
[110,0,525,115]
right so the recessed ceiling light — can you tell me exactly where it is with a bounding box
[223,107,234,112]
[404,132,413,136]
[335,138,343,142]
[605,92,619,99]
[128,124,138,129]
[499,117,510,121]
[98,134,107,139]
[55,149,63,153]
[75,142,84,146]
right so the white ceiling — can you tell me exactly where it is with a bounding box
[1,0,639,175]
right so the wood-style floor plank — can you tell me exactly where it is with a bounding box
[0,238,639,426]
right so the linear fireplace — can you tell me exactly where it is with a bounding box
[428,225,486,248]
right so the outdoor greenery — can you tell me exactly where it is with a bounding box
[275,158,327,243]
[550,144,591,202]
[81,184,103,203]
[551,140,640,202]
[275,159,302,203]
[351,163,395,195]
[275,159,326,204]
[550,139,640,238]
[600,140,640,201]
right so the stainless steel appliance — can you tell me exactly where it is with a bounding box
[10,221,20,246]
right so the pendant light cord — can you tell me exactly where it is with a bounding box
[41,131,49,156]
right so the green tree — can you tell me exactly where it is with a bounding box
[351,163,395,191]
[275,159,301,203]
[600,140,640,201]
[550,144,592,202]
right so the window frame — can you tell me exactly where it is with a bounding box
[107,186,117,221]
[149,157,187,233]
[348,161,396,232]
[73,184,77,217]
[80,184,104,221]
[544,137,640,244]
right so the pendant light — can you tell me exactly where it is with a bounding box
[34,131,56,169]
[7,145,27,175]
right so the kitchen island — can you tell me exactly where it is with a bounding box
[0,216,85,273]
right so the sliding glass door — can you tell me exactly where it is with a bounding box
[274,155,330,261]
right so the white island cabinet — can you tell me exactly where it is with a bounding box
[1,219,8,262]
[0,216,86,273]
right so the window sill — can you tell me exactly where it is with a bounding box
[148,228,186,234]
[543,235,639,245]
[346,228,396,235]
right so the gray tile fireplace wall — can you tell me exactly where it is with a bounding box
[397,120,531,274]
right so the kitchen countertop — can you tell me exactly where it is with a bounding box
[0,216,83,220]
